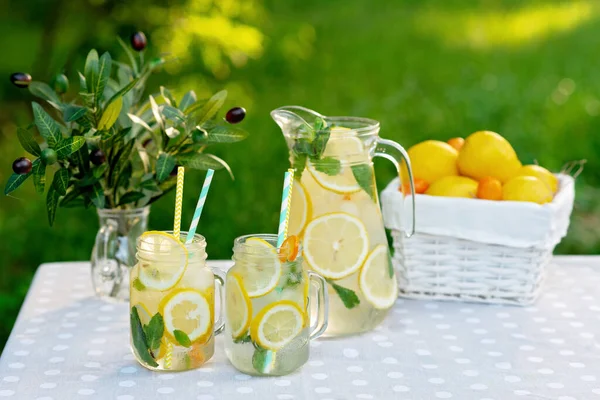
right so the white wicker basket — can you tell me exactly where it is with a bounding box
[381,174,575,305]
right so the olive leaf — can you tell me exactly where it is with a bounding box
[46,185,60,226]
[161,105,185,125]
[28,82,61,104]
[195,125,248,144]
[128,113,153,132]
[118,191,145,206]
[32,159,46,194]
[4,171,31,195]
[117,37,139,75]
[179,90,197,111]
[87,51,112,106]
[17,127,41,156]
[63,105,88,123]
[78,71,87,91]
[32,102,62,147]
[105,76,141,106]
[149,95,164,131]
[52,168,71,195]
[156,152,175,182]
[160,86,176,106]
[84,49,99,83]
[188,90,227,125]
[90,183,105,208]
[55,137,86,159]
[177,153,224,171]
[98,96,123,130]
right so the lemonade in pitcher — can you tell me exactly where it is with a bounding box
[129,231,224,371]
[272,106,415,336]
[224,234,328,376]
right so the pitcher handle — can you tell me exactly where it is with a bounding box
[212,268,226,336]
[375,138,416,237]
[308,271,329,339]
[92,218,121,290]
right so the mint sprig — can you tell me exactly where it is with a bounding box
[351,164,376,202]
[327,279,360,309]
[252,346,276,374]
[174,329,192,347]
[143,313,164,351]
[291,117,332,179]
[130,307,158,367]
[312,156,341,176]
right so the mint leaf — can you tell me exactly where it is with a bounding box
[144,313,164,351]
[312,121,331,159]
[130,307,158,367]
[292,154,307,180]
[252,346,275,374]
[132,278,146,291]
[311,156,341,176]
[17,127,41,156]
[233,333,252,344]
[173,329,192,347]
[351,164,376,201]
[387,251,394,278]
[327,280,360,309]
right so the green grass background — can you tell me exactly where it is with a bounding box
[1,0,599,351]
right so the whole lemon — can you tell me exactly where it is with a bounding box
[515,165,558,194]
[425,176,479,198]
[401,140,458,184]
[502,176,553,204]
[457,131,522,183]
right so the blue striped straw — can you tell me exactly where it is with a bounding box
[185,169,215,244]
[277,169,295,248]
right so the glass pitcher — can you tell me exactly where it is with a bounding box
[271,106,415,337]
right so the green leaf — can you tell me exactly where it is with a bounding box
[116,163,133,190]
[89,51,111,105]
[52,168,70,195]
[387,252,395,279]
[55,137,86,159]
[149,95,164,131]
[189,90,227,124]
[177,153,224,171]
[63,105,87,122]
[91,183,105,208]
[4,172,31,195]
[179,90,197,111]
[199,125,248,144]
[72,141,90,174]
[105,76,141,106]
[140,179,160,193]
[128,113,153,132]
[17,127,41,156]
[252,347,275,374]
[98,97,123,130]
[156,152,176,183]
[78,71,87,91]
[311,156,341,176]
[60,186,85,207]
[28,82,61,104]
[130,307,158,367]
[327,280,360,309]
[312,122,331,159]
[109,141,134,187]
[144,313,165,351]
[32,159,46,195]
[160,86,176,106]
[118,191,145,206]
[132,278,146,291]
[93,164,108,178]
[173,330,192,348]
[46,185,60,226]
[32,103,62,147]
[292,154,307,180]
[351,164,376,201]
[161,105,185,125]
[233,333,252,344]
[117,37,139,75]
[84,49,99,83]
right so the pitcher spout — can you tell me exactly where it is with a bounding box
[270,106,326,136]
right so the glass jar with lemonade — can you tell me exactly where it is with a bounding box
[224,234,328,376]
[272,106,416,336]
[129,231,224,371]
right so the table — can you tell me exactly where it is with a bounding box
[1,257,599,400]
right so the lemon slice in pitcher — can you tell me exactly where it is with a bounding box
[226,273,252,339]
[250,300,305,351]
[307,130,367,194]
[160,288,213,344]
[303,212,369,279]
[138,231,188,291]
[288,180,311,238]
[237,237,282,298]
[359,245,399,309]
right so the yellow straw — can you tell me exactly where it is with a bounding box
[164,342,173,369]
[173,166,185,241]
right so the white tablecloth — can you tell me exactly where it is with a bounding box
[1,257,600,399]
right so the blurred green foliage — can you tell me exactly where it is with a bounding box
[1,0,600,351]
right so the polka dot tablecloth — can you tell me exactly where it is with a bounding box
[1,257,600,400]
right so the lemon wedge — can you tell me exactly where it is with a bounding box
[288,180,311,238]
[359,245,398,309]
[303,212,369,279]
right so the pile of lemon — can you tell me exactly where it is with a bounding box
[400,131,558,204]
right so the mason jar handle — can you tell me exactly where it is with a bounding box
[94,218,120,276]
[375,138,416,237]
[212,268,226,336]
[308,271,329,339]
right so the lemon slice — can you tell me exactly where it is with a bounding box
[359,245,398,309]
[250,300,305,351]
[160,289,212,344]
[307,131,368,194]
[288,180,311,238]
[226,273,252,339]
[138,231,188,291]
[303,212,369,279]
[237,237,282,298]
